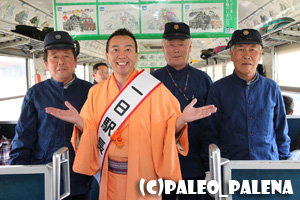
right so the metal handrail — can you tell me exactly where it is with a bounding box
[209,144,222,200]
[48,147,70,200]
[209,144,229,200]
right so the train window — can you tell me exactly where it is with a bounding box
[276,43,300,115]
[75,64,85,80]
[206,66,213,80]
[0,55,27,121]
[276,43,300,88]
[225,61,234,76]
[0,98,23,121]
[214,63,224,81]
[0,56,27,99]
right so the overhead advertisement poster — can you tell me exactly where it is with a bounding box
[140,4,182,34]
[53,0,237,40]
[98,4,140,34]
[0,0,53,28]
[55,5,98,35]
[184,3,224,33]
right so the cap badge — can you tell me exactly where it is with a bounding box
[243,30,249,35]
[55,34,62,39]
[174,24,179,30]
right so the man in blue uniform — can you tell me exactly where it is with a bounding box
[9,31,93,200]
[152,22,213,200]
[202,29,291,162]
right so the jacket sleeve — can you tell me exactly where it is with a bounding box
[274,88,291,160]
[9,94,37,165]
[200,84,222,171]
[71,88,100,176]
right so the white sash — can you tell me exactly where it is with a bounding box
[95,70,161,183]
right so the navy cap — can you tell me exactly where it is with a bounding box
[44,31,75,50]
[227,29,263,48]
[163,22,191,40]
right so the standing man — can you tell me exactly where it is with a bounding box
[45,28,217,200]
[92,62,109,84]
[151,22,213,200]
[202,29,291,162]
[9,31,93,200]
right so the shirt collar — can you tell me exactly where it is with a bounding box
[64,75,76,89]
[247,73,257,85]
[233,70,258,85]
[115,77,123,91]
[50,74,77,89]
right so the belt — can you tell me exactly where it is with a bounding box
[108,158,128,174]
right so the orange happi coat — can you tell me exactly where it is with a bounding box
[71,69,188,200]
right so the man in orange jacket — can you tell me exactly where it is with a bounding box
[46,28,216,200]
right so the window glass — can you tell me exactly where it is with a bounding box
[0,98,23,121]
[214,63,224,81]
[0,56,27,99]
[226,61,234,76]
[281,91,300,115]
[277,43,300,87]
[206,66,213,80]
[75,64,85,80]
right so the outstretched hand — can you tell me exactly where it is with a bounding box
[175,98,217,134]
[181,98,217,123]
[45,101,83,131]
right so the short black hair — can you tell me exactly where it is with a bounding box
[283,95,294,115]
[106,28,138,53]
[93,62,108,73]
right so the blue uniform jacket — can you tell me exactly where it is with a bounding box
[9,75,93,196]
[202,71,291,161]
[152,64,212,178]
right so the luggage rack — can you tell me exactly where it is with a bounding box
[0,29,44,53]
[203,19,300,65]
[0,28,105,63]
[262,19,300,47]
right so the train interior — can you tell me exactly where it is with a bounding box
[1,1,300,199]
[0,1,300,121]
